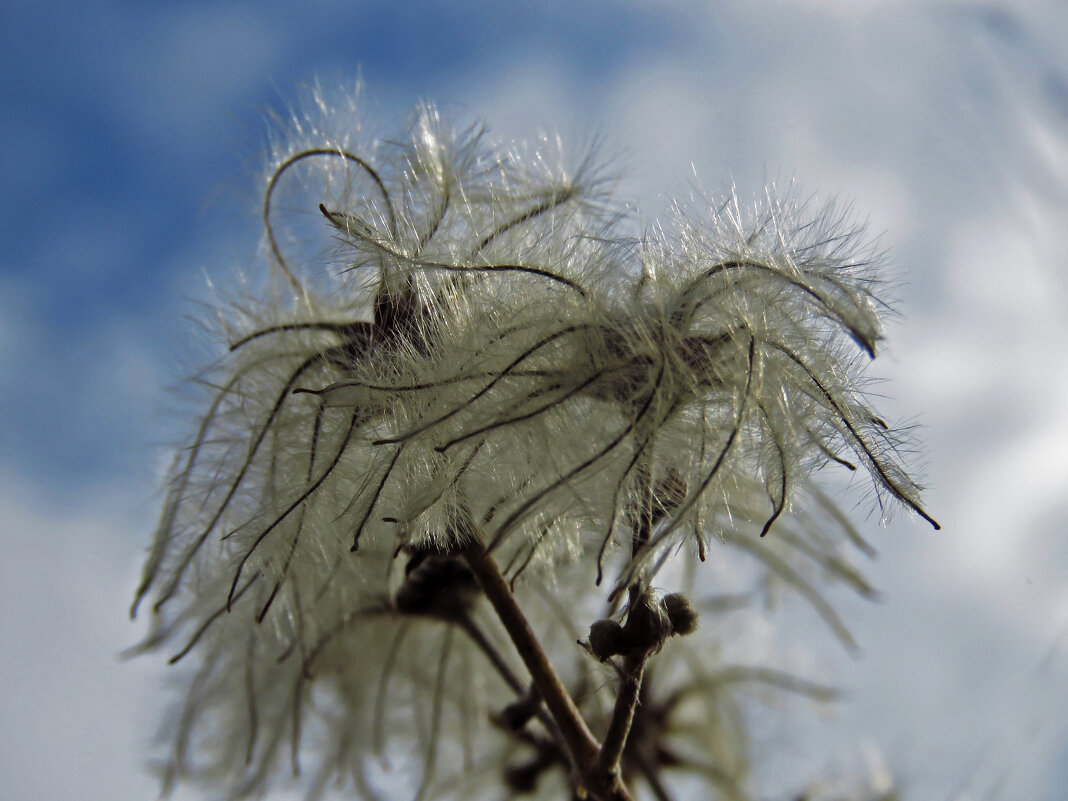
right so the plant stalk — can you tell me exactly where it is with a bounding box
[461,537,635,800]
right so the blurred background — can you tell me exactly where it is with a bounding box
[2,1,1066,798]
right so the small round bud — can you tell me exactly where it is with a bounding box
[394,553,479,618]
[504,760,541,793]
[588,619,625,661]
[498,700,532,731]
[498,688,541,731]
[621,590,672,654]
[662,593,699,636]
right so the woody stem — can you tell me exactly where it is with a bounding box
[461,537,634,800]
[461,539,599,768]
[598,651,647,778]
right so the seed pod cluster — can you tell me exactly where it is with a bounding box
[588,591,699,661]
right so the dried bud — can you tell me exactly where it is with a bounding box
[504,760,542,793]
[503,737,559,794]
[588,619,626,661]
[621,589,673,655]
[394,550,479,618]
[662,593,698,636]
[498,685,542,731]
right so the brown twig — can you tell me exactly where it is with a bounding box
[460,536,635,800]
[460,539,599,770]
[597,652,647,780]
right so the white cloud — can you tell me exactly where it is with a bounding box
[101,6,285,154]
[0,471,199,801]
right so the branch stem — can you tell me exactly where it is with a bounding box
[454,612,525,695]
[634,750,676,801]
[460,537,636,800]
[460,539,600,770]
[455,612,565,748]
[598,653,647,778]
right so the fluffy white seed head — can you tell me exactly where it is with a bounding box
[134,90,936,800]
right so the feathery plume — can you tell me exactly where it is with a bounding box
[134,87,935,801]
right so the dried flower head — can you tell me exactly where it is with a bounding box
[133,88,936,801]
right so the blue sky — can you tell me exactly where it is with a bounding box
[3,1,1067,799]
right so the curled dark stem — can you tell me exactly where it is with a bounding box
[596,429,660,586]
[487,359,666,554]
[266,148,396,292]
[351,445,405,552]
[410,256,590,298]
[508,528,549,592]
[167,574,260,664]
[473,187,576,256]
[373,324,593,446]
[257,399,326,623]
[613,336,755,599]
[135,348,301,616]
[293,366,556,400]
[693,259,878,357]
[755,402,788,538]
[629,464,655,560]
[229,321,369,353]
[808,429,858,470]
[155,351,327,612]
[227,408,361,609]
[323,204,589,298]
[436,369,606,453]
[770,342,940,529]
